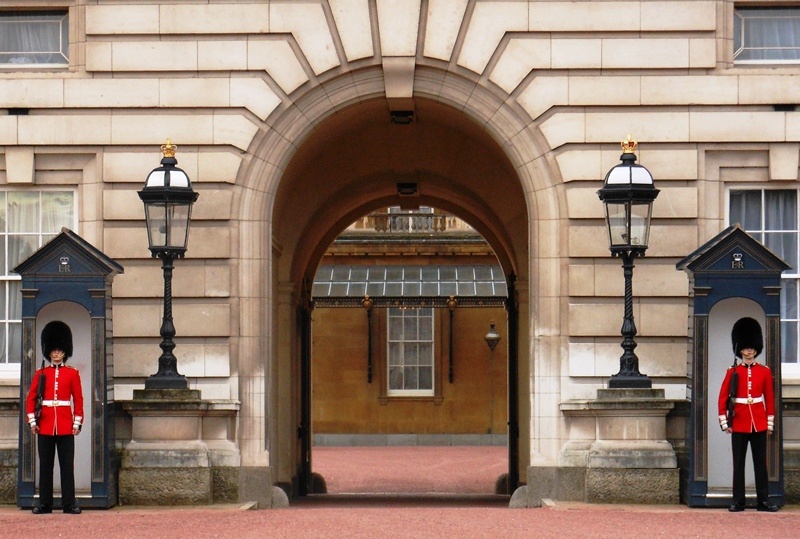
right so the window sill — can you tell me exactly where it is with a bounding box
[733,60,800,66]
[0,64,68,69]
[781,373,800,384]
[0,364,20,381]
[379,395,443,406]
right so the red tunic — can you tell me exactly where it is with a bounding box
[718,362,775,433]
[26,364,84,436]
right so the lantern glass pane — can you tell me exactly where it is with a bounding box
[629,202,653,248]
[145,203,167,248]
[167,202,191,249]
[605,202,629,247]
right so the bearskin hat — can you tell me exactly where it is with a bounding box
[41,320,73,360]
[731,317,763,358]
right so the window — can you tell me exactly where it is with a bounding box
[0,11,69,66]
[0,191,74,367]
[387,307,434,396]
[729,189,799,370]
[734,7,800,62]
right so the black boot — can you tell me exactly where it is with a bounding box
[62,505,82,514]
[757,501,779,512]
[32,505,52,514]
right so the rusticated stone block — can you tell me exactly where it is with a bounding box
[119,468,211,506]
[212,467,239,503]
[784,469,800,504]
[586,468,679,504]
[0,466,16,504]
[0,447,17,467]
[555,467,587,501]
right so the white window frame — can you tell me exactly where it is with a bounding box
[0,189,77,378]
[0,10,69,68]
[734,6,800,64]
[727,185,800,378]
[386,307,435,397]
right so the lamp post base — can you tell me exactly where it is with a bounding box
[608,374,652,389]
[144,374,189,390]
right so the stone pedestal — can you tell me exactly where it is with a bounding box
[539,388,679,505]
[588,388,677,467]
[118,389,246,506]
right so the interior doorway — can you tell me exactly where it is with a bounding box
[300,208,515,497]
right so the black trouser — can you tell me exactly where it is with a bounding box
[731,430,768,506]
[37,434,75,508]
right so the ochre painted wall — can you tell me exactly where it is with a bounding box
[311,306,508,435]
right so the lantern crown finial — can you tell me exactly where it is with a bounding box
[621,134,637,154]
[161,139,177,159]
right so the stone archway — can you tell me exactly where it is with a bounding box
[235,66,565,502]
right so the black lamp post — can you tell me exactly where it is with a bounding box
[484,321,501,435]
[138,140,199,390]
[597,136,660,389]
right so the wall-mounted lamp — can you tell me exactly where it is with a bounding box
[390,110,414,124]
[397,182,418,197]
[485,321,501,352]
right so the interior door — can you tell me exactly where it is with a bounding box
[298,303,312,496]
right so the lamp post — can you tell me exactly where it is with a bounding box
[485,322,501,434]
[597,136,660,389]
[138,140,199,390]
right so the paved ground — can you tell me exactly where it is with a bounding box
[2,446,799,539]
[312,445,508,494]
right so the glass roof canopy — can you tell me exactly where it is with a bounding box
[312,265,508,308]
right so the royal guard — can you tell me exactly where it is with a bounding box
[717,317,779,512]
[25,320,84,514]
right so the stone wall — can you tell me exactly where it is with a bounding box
[667,401,691,504]
[0,399,19,505]
[783,400,800,503]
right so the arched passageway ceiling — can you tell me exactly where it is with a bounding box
[272,97,528,285]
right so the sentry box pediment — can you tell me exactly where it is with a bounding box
[677,224,790,280]
[15,227,123,282]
